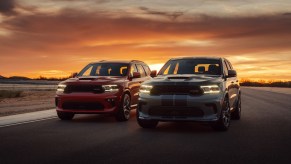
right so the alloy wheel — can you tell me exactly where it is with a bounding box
[123,94,131,119]
[223,100,231,127]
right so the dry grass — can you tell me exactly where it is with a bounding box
[0,90,23,99]
[0,90,55,116]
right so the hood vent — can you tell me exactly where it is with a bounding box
[167,76,190,80]
[78,78,96,80]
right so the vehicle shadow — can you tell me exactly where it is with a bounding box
[57,109,138,123]
[71,114,117,123]
[56,110,239,134]
[136,114,241,134]
[139,122,216,134]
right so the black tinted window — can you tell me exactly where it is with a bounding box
[224,60,231,70]
[226,60,233,69]
[130,64,138,77]
[223,61,229,75]
[158,59,221,75]
[79,63,129,77]
[142,65,151,76]
[137,64,146,77]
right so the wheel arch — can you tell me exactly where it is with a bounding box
[123,89,131,97]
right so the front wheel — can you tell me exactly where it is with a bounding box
[137,111,158,128]
[212,98,231,131]
[57,111,74,120]
[231,94,241,120]
[115,93,131,122]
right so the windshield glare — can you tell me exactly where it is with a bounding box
[78,63,129,77]
[158,59,221,75]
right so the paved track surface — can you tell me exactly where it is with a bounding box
[0,88,291,164]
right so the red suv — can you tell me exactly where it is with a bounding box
[55,60,153,121]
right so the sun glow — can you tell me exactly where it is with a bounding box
[149,64,164,72]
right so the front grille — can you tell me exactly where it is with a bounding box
[64,85,104,94]
[149,106,204,117]
[150,85,202,95]
[62,102,104,110]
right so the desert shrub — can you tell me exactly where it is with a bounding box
[240,79,291,88]
[0,90,23,98]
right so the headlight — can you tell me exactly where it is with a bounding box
[140,85,153,94]
[57,84,66,92]
[102,85,119,92]
[200,85,220,94]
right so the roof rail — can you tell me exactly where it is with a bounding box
[130,60,143,63]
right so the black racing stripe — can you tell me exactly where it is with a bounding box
[174,95,187,106]
[179,82,190,85]
[161,95,174,106]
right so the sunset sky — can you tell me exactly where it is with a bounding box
[0,0,291,80]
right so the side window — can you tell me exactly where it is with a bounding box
[130,64,138,77]
[136,64,146,77]
[226,60,233,69]
[223,60,229,76]
[142,65,151,76]
[224,60,231,70]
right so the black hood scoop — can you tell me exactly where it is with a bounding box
[78,77,96,80]
[167,76,190,80]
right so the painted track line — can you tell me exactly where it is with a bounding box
[0,109,57,128]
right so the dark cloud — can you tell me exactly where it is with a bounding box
[0,0,17,16]
[139,6,184,21]
[1,8,291,80]
[1,8,291,57]
[51,0,112,3]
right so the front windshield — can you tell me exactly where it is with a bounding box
[158,59,221,75]
[78,63,129,77]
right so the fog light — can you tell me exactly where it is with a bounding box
[106,98,116,106]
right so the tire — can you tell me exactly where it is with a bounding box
[115,93,131,122]
[231,94,241,120]
[212,98,231,131]
[137,111,158,128]
[57,111,74,120]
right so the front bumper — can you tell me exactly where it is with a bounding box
[55,92,122,114]
[138,93,224,122]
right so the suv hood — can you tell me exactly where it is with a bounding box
[60,76,126,85]
[144,74,223,85]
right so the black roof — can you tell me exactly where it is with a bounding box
[90,60,145,64]
[170,56,222,60]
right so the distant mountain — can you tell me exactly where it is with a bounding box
[0,75,6,79]
[8,76,31,80]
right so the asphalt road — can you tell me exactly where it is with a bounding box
[0,88,291,164]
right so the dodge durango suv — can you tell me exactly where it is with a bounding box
[137,57,241,131]
[55,60,152,121]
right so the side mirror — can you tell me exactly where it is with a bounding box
[150,70,157,77]
[132,72,141,79]
[227,70,237,78]
[71,72,78,78]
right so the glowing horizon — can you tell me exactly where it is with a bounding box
[1,0,291,81]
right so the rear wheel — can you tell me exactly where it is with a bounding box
[57,111,74,120]
[115,93,131,122]
[137,111,158,128]
[231,94,241,120]
[212,98,231,131]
